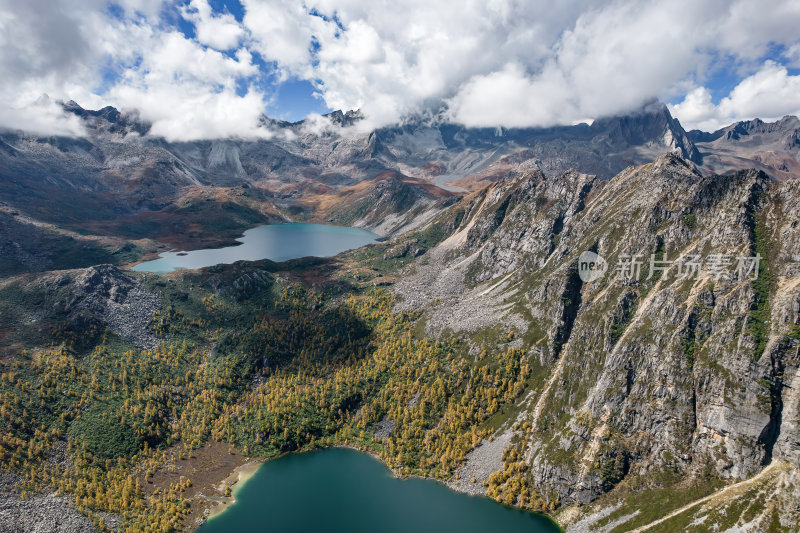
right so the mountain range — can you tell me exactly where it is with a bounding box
[1,99,798,269]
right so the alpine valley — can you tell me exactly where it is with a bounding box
[1,100,800,533]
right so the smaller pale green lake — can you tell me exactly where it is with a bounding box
[199,448,560,533]
[131,223,379,273]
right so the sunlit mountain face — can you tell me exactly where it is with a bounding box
[1,2,800,532]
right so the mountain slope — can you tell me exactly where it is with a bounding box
[376,153,800,529]
[298,170,459,235]
[690,115,800,180]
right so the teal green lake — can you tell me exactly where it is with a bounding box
[199,448,560,533]
[131,223,379,273]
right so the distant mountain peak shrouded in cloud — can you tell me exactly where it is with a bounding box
[0,0,799,140]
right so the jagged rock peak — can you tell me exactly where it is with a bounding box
[62,99,82,111]
[652,150,697,169]
[324,109,363,127]
[59,100,150,136]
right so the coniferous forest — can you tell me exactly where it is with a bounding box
[0,266,541,532]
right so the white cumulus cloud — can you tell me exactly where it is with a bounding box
[0,0,799,137]
[181,0,245,50]
[241,0,800,130]
[671,62,800,131]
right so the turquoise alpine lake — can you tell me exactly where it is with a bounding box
[198,448,560,533]
[131,223,379,273]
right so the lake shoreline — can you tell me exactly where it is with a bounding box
[201,459,265,520]
[131,222,380,274]
[193,443,562,533]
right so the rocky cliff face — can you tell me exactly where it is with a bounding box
[391,153,800,529]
